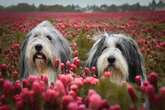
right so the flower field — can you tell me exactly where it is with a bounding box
[0,11,165,110]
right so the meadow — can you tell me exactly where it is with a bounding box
[0,11,165,110]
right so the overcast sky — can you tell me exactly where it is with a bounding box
[0,0,160,7]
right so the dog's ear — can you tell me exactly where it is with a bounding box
[86,37,105,71]
[58,37,72,63]
[20,33,31,79]
[122,37,146,82]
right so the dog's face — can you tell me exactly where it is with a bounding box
[26,27,56,71]
[20,21,72,82]
[87,33,146,83]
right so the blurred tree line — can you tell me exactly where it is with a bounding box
[0,0,164,12]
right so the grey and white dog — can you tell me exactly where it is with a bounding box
[86,32,146,84]
[20,21,72,84]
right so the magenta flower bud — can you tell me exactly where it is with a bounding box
[127,84,137,103]
[70,84,78,92]
[104,71,112,78]
[84,67,91,75]
[40,75,48,85]
[71,42,78,50]
[58,74,73,86]
[62,95,74,106]
[43,88,59,102]
[146,84,155,95]
[160,87,165,98]
[53,59,60,69]
[32,81,45,94]
[69,90,77,99]
[0,105,10,110]
[78,104,86,110]
[22,79,30,88]
[0,64,8,71]
[66,60,71,68]
[148,72,158,87]
[84,76,98,85]
[0,78,4,89]
[73,57,80,67]
[72,77,83,87]
[14,80,22,94]
[16,100,24,110]
[60,63,65,71]
[68,102,78,110]
[70,64,77,72]
[3,80,14,95]
[135,75,142,86]
[54,80,65,95]
[91,66,97,73]
[88,92,103,110]
[109,104,121,110]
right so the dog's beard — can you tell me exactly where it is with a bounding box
[33,52,48,74]
[104,65,126,84]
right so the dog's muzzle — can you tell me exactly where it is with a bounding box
[33,44,47,64]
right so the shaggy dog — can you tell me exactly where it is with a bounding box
[86,32,146,84]
[20,21,72,84]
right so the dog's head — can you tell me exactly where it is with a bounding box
[20,21,72,78]
[86,32,146,83]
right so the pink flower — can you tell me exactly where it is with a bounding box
[73,57,80,67]
[135,75,142,86]
[69,90,77,99]
[53,59,60,69]
[104,71,112,78]
[58,74,73,86]
[0,78,4,89]
[0,105,10,110]
[3,80,14,95]
[60,63,65,71]
[84,76,98,85]
[127,84,137,103]
[70,84,78,92]
[54,80,66,95]
[22,79,30,88]
[148,72,158,87]
[0,64,8,71]
[62,95,74,105]
[43,88,59,102]
[88,91,103,110]
[84,67,91,75]
[109,104,121,110]
[159,87,165,98]
[72,77,84,87]
[78,104,86,110]
[73,50,79,57]
[70,63,77,72]
[21,88,34,104]
[14,80,21,94]
[68,102,78,110]
[91,66,97,73]
[32,81,46,94]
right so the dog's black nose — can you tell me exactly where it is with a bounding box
[107,56,116,64]
[35,44,42,51]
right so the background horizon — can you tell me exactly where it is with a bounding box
[0,0,160,7]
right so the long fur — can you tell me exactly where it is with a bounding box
[86,32,146,83]
[20,21,72,84]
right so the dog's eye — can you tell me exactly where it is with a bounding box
[116,44,122,50]
[102,46,107,51]
[46,35,52,41]
[34,34,38,38]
